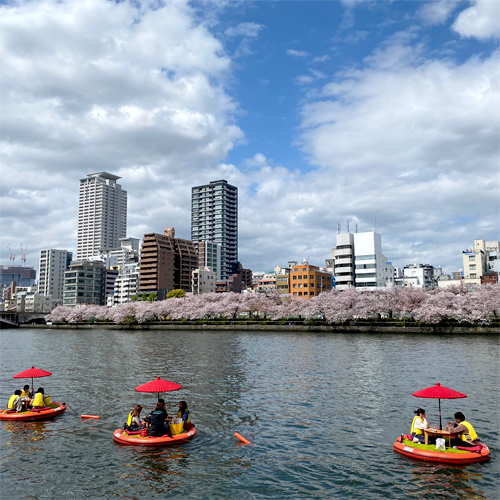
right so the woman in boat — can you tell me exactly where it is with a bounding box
[31,388,47,408]
[125,405,145,432]
[177,401,193,430]
[446,412,480,447]
[410,408,430,443]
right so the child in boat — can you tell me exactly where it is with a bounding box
[410,408,430,443]
[446,412,481,447]
[124,405,145,432]
[8,390,23,412]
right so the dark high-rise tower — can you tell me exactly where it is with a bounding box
[191,180,238,281]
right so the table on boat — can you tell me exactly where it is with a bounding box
[424,428,456,446]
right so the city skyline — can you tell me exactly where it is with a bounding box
[1,0,498,276]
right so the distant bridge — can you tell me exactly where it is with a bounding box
[0,311,49,328]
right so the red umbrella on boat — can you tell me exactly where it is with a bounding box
[413,383,467,430]
[13,366,52,396]
[135,377,182,401]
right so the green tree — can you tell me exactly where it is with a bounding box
[148,292,157,302]
[131,294,138,302]
[167,289,185,299]
[142,292,148,302]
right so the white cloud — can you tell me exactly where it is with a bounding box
[452,0,500,40]
[295,75,314,85]
[286,49,309,57]
[313,55,331,63]
[0,0,243,266]
[225,22,265,38]
[417,0,461,25]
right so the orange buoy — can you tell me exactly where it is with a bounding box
[81,414,100,419]
[234,432,251,444]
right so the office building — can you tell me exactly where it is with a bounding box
[38,249,72,303]
[63,261,106,306]
[0,266,36,288]
[191,180,238,281]
[327,231,394,290]
[290,260,332,299]
[138,227,198,298]
[77,172,127,261]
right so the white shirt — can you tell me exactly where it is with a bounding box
[413,416,430,431]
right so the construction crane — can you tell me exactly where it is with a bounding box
[7,245,15,265]
[20,244,27,266]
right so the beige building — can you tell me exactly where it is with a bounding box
[290,261,332,299]
[192,267,216,294]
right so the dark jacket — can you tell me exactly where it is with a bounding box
[144,408,168,436]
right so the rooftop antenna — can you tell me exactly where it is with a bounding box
[346,218,350,233]
[7,245,15,265]
[337,223,341,235]
[375,217,377,232]
[355,223,358,233]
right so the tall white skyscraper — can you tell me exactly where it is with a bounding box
[77,172,127,261]
[38,249,72,302]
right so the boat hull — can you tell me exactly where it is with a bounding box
[393,436,490,465]
[113,426,197,446]
[0,403,66,421]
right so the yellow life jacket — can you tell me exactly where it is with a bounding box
[32,393,45,407]
[460,421,478,441]
[178,409,190,424]
[410,416,424,435]
[21,389,30,398]
[127,412,133,427]
[8,394,18,409]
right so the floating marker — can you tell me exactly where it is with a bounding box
[81,414,100,419]
[234,432,251,444]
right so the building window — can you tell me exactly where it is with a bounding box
[304,292,308,296]
[310,292,314,296]
[293,284,297,288]
[298,292,302,296]
[292,276,297,280]
[469,256,475,261]
[470,273,477,279]
[293,292,297,296]
[469,265,476,270]
[298,275,302,279]
[303,283,308,287]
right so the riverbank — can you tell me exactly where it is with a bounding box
[20,321,500,334]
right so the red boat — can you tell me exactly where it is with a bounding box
[113,426,197,446]
[393,435,490,465]
[0,403,66,422]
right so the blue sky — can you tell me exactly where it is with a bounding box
[0,0,499,275]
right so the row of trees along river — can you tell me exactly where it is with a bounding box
[46,283,500,326]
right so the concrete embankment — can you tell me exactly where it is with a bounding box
[19,323,500,334]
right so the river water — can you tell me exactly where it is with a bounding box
[0,328,498,499]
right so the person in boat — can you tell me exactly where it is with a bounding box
[20,385,33,410]
[410,408,430,443]
[177,401,193,430]
[446,412,480,447]
[8,390,23,412]
[31,388,48,408]
[144,399,169,437]
[125,405,145,432]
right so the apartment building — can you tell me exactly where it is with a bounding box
[192,267,216,294]
[191,180,238,280]
[196,241,222,281]
[38,249,72,303]
[138,227,198,298]
[77,172,127,261]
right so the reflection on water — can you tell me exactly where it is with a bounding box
[0,329,498,499]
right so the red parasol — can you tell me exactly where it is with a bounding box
[413,382,467,430]
[135,377,182,401]
[13,366,52,396]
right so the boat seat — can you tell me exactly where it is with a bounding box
[29,407,51,412]
[457,445,483,452]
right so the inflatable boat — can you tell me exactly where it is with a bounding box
[113,426,197,446]
[393,436,490,465]
[0,402,66,422]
